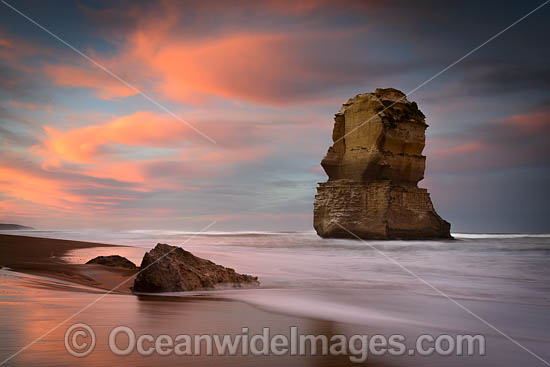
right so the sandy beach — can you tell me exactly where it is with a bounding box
[0,271,354,366]
[0,234,138,294]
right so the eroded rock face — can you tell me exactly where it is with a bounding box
[132,243,259,292]
[86,255,137,269]
[314,88,451,239]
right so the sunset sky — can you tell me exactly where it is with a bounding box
[0,0,548,232]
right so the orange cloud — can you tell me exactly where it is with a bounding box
[65,2,365,106]
[38,111,191,165]
[148,33,300,105]
[0,151,165,215]
[33,1,374,106]
[0,165,85,209]
[37,110,271,167]
[32,110,271,191]
[44,65,137,99]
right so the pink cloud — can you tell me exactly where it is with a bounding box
[0,30,52,60]
[37,111,192,165]
[26,110,272,199]
[426,139,486,156]
[0,164,87,210]
[0,152,164,214]
[36,110,271,165]
[7,100,52,112]
[55,2,373,106]
[44,65,137,100]
[149,33,300,105]
[494,110,549,134]
[426,109,549,174]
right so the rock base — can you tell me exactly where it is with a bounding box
[314,180,451,240]
[133,243,259,293]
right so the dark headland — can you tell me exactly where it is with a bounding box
[0,223,34,230]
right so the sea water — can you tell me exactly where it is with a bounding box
[2,229,549,365]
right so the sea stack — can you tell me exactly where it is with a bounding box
[314,88,451,240]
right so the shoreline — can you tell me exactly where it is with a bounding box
[0,233,138,294]
[0,233,369,366]
[1,233,548,366]
[0,269,363,367]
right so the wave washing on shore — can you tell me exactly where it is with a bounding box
[2,229,549,365]
[3,229,549,319]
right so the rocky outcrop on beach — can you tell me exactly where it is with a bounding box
[86,255,137,269]
[314,88,451,239]
[132,243,259,292]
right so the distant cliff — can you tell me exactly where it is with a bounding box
[0,223,34,230]
[314,88,451,240]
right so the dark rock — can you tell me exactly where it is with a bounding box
[133,243,259,292]
[86,255,137,269]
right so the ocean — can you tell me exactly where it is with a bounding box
[1,229,549,366]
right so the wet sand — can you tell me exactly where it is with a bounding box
[0,234,138,293]
[0,270,356,367]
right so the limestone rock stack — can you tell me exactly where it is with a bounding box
[314,88,451,239]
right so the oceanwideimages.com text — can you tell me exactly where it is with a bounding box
[65,323,486,363]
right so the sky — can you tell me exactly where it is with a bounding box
[0,0,548,233]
